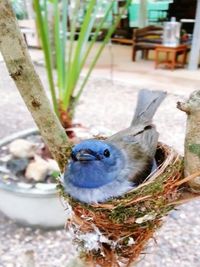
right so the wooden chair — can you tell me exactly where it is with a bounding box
[132,25,163,61]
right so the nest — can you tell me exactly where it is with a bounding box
[57,143,188,267]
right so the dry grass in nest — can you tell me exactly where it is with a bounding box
[57,143,197,267]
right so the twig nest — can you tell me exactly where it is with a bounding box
[58,143,184,267]
[9,139,37,158]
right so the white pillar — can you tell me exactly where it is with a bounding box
[138,0,147,28]
[188,0,200,70]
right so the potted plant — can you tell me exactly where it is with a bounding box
[33,0,131,130]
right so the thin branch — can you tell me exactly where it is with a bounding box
[176,101,191,114]
[174,170,200,187]
[0,0,70,171]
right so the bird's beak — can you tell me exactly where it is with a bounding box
[76,149,97,161]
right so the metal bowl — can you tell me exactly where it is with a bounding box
[0,128,66,229]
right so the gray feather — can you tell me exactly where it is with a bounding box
[131,89,166,126]
[108,89,166,184]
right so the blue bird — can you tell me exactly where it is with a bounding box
[63,89,166,203]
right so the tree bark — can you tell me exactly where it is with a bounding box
[0,0,70,171]
[177,90,200,191]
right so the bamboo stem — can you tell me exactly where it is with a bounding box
[0,0,70,171]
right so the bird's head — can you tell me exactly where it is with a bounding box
[71,139,114,162]
[65,139,124,188]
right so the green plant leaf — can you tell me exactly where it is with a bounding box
[63,0,97,109]
[74,0,132,104]
[79,1,114,72]
[33,0,58,116]
[35,0,132,118]
[54,0,64,98]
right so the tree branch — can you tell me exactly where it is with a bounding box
[0,0,70,171]
[176,101,191,114]
[178,90,200,192]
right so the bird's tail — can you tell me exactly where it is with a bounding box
[131,89,166,126]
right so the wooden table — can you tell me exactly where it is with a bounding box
[155,44,188,70]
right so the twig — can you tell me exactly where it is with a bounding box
[176,101,191,114]
[174,171,200,187]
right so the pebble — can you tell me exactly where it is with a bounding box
[25,155,50,182]
[6,158,29,175]
[9,139,37,158]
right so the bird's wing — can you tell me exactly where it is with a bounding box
[107,90,166,184]
[108,124,147,143]
[107,126,158,184]
[108,125,158,157]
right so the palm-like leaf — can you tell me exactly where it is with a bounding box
[33,0,131,118]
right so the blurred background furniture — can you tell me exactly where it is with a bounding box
[132,25,163,61]
[154,44,188,70]
[167,0,197,34]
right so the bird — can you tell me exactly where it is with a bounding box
[63,89,166,204]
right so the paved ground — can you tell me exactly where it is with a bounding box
[0,44,200,267]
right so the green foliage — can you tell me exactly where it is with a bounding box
[51,170,60,179]
[33,0,131,118]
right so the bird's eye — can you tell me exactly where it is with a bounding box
[71,151,77,161]
[103,149,110,158]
